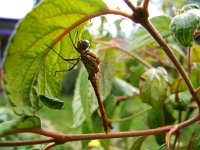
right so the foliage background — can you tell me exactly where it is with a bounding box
[0,0,200,149]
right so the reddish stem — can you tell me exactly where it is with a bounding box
[0,115,200,147]
[142,0,150,10]
[123,0,137,12]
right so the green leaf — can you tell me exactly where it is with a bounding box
[0,116,41,136]
[130,15,172,51]
[39,95,64,110]
[130,136,147,150]
[163,105,175,125]
[139,67,168,108]
[158,144,167,150]
[187,123,200,149]
[72,66,93,130]
[104,95,116,117]
[168,91,192,111]
[111,78,139,96]
[147,108,165,145]
[170,9,200,47]
[3,0,108,115]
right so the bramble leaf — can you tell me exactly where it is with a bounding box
[111,78,139,96]
[170,8,200,47]
[147,108,165,145]
[139,67,168,108]
[187,123,200,149]
[72,66,93,130]
[3,0,108,115]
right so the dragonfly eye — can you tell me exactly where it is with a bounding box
[80,40,90,50]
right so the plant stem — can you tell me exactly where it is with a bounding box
[109,107,151,123]
[123,0,137,12]
[0,114,200,147]
[0,138,54,147]
[142,0,150,10]
[187,47,191,75]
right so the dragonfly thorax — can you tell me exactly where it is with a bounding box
[78,39,90,51]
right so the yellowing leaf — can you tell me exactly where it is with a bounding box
[191,45,200,62]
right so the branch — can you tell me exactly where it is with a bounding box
[0,138,54,147]
[142,0,150,10]
[187,47,192,75]
[1,114,200,147]
[166,126,179,150]
[96,39,152,69]
[123,0,136,12]
[49,9,132,48]
[114,45,153,69]
[44,142,58,150]
[116,94,138,105]
[109,107,151,123]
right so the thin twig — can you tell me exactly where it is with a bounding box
[48,9,132,49]
[196,87,200,94]
[1,114,200,147]
[187,47,191,75]
[142,0,150,10]
[109,107,151,123]
[0,128,68,139]
[97,39,153,69]
[123,0,137,12]
[115,45,153,68]
[0,138,54,147]
[116,94,139,105]
[166,125,179,150]
[172,111,182,149]
[44,142,58,150]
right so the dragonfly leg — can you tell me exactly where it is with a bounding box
[54,57,81,76]
[46,44,79,61]
[69,32,78,51]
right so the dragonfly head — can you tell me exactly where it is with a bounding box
[78,39,90,51]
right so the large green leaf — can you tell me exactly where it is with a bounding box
[147,108,165,145]
[139,67,168,108]
[72,66,93,131]
[170,9,200,47]
[111,78,139,96]
[130,15,172,51]
[0,116,41,137]
[187,123,200,149]
[3,0,108,115]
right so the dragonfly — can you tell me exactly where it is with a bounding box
[46,33,109,134]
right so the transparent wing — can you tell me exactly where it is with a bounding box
[96,48,131,100]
